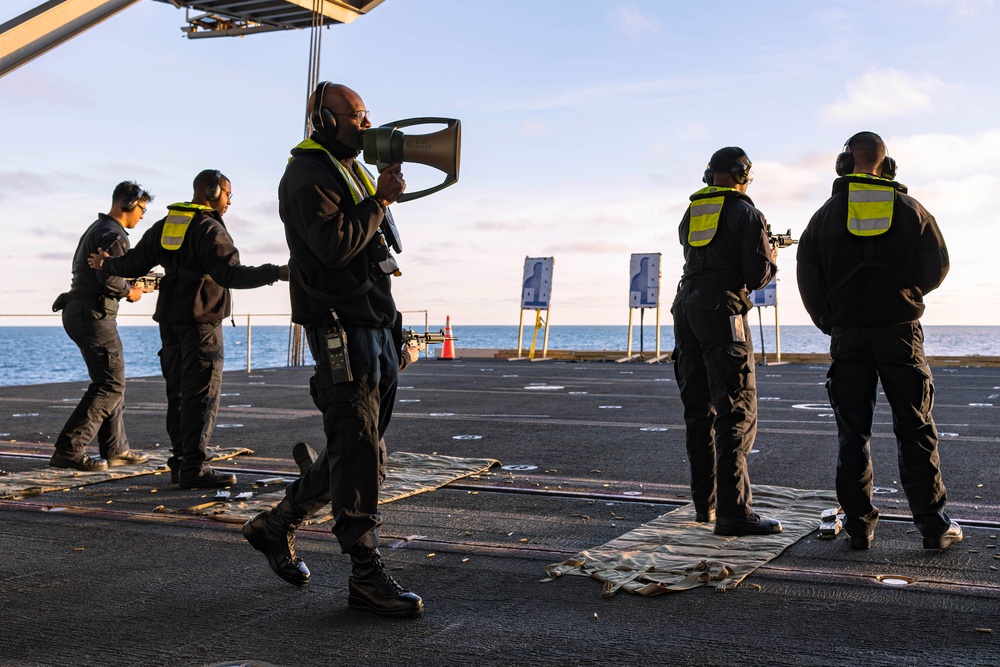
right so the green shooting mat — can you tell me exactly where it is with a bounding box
[162,451,500,523]
[0,447,253,500]
[544,485,838,596]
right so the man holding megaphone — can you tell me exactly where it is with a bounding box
[242,82,423,618]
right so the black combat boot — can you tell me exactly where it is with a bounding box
[166,456,183,484]
[714,512,783,536]
[49,449,108,472]
[242,499,310,586]
[178,465,236,489]
[292,442,317,476]
[348,546,423,617]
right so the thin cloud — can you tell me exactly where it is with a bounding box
[242,240,291,256]
[820,68,951,123]
[609,4,660,39]
[892,129,1000,178]
[748,159,827,208]
[917,0,994,16]
[677,122,711,141]
[85,162,171,183]
[1,71,64,103]
[464,218,537,232]
[466,77,688,113]
[521,120,547,136]
[248,200,279,218]
[0,168,125,201]
[223,213,262,234]
[543,240,631,254]
[0,170,51,201]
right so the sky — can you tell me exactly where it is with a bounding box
[2,0,999,328]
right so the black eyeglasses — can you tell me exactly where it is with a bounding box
[333,109,371,123]
[137,204,147,214]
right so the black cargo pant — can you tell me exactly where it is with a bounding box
[827,323,951,539]
[671,298,758,519]
[158,320,224,477]
[54,299,130,458]
[280,325,396,552]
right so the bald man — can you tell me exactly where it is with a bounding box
[242,82,422,617]
[797,131,959,552]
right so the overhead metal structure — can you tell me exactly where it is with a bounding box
[0,0,141,78]
[151,0,386,39]
[0,0,385,77]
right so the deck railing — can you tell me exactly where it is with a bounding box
[1,309,436,372]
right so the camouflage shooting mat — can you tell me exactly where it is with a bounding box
[544,485,838,596]
[167,451,500,524]
[0,447,253,500]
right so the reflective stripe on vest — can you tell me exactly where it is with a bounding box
[687,186,736,247]
[160,204,213,250]
[847,181,894,237]
[292,139,377,204]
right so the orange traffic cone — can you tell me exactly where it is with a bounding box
[439,315,457,360]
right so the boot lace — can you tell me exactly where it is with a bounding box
[369,550,405,594]
[286,520,303,560]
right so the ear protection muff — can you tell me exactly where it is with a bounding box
[835,142,854,177]
[205,170,222,202]
[880,155,897,180]
[309,81,338,143]
[729,158,751,186]
[836,135,898,179]
[703,150,751,186]
[120,182,141,212]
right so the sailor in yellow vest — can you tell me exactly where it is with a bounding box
[89,170,289,489]
[240,82,423,618]
[797,131,961,551]
[671,147,782,536]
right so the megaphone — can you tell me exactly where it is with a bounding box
[362,117,461,202]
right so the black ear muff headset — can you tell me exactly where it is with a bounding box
[309,81,338,144]
[120,182,142,212]
[205,169,222,202]
[729,158,751,185]
[702,151,752,186]
[835,133,897,180]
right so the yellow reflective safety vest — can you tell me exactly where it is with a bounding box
[846,175,895,237]
[687,186,737,247]
[291,138,377,203]
[160,203,214,250]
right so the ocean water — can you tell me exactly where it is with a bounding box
[0,324,997,387]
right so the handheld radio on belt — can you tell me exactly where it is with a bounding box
[324,308,353,384]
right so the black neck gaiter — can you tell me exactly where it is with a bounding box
[311,132,361,160]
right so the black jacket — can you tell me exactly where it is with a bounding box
[278,145,396,328]
[673,188,776,312]
[69,213,132,300]
[796,175,949,331]
[102,204,281,324]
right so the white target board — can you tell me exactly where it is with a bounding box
[750,278,778,307]
[521,257,554,308]
[629,253,661,307]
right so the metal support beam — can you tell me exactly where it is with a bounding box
[278,0,385,24]
[155,0,388,34]
[0,0,141,78]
